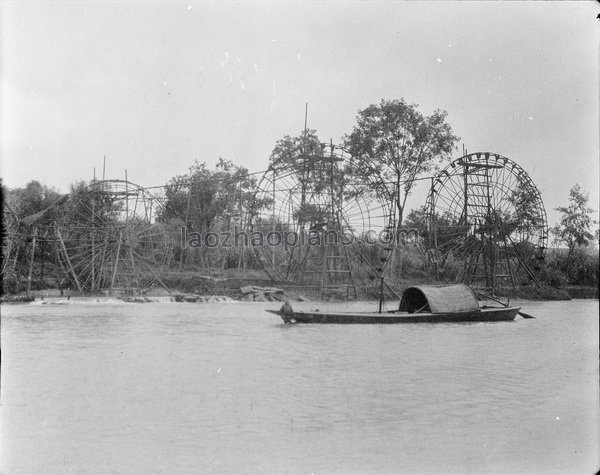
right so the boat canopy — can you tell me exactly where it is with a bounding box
[399,284,479,314]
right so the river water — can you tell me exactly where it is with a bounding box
[1,299,598,474]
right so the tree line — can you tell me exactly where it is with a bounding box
[2,98,598,292]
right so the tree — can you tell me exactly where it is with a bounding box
[507,185,544,241]
[2,181,64,293]
[161,160,224,231]
[65,180,123,226]
[270,128,323,173]
[403,205,429,240]
[268,129,345,227]
[551,184,596,261]
[343,98,459,231]
[6,180,63,220]
[159,158,264,269]
[160,158,260,232]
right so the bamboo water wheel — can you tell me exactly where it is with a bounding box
[53,180,171,294]
[249,142,394,298]
[426,152,548,291]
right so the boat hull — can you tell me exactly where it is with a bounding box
[267,307,521,324]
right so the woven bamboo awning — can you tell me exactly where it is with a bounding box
[399,284,479,314]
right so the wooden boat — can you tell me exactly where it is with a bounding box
[268,284,522,324]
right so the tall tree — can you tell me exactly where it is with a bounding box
[344,98,459,232]
[160,158,261,232]
[160,161,222,232]
[551,184,596,260]
[2,181,64,292]
[159,158,265,269]
[65,180,123,226]
[270,128,323,173]
[268,129,342,228]
[6,180,63,220]
[507,185,544,240]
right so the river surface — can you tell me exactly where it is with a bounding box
[1,299,598,474]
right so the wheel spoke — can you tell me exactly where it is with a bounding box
[427,153,547,287]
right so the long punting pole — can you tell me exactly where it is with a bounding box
[300,102,308,227]
[298,102,309,277]
[271,169,276,267]
[179,180,192,271]
[125,169,129,226]
[378,273,385,314]
[26,228,37,298]
[91,191,95,291]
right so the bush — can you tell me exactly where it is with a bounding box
[546,248,599,287]
[538,265,568,288]
[568,250,599,286]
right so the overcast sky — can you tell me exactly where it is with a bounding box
[1,1,598,225]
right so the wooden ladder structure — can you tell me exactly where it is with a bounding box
[318,242,357,300]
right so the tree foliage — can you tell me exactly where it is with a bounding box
[65,181,124,226]
[270,129,323,172]
[158,158,268,269]
[5,180,63,221]
[403,205,429,239]
[2,181,66,293]
[160,158,260,232]
[507,185,544,241]
[551,184,596,258]
[268,129,346,228]
[344,98,459,228]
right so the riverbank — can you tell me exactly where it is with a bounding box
[1,279,597,305]
[493,285,597,300]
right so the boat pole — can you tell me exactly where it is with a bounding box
[26,227,37,298]
[378,271,384,314]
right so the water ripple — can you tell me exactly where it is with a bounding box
[1,300,598,474]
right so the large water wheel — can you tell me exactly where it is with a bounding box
[54,180,172,294]
[426,152,548,291]
[248,142,393,298]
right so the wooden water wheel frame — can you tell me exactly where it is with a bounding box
[426,152,548,291]
[53,180,171,294]
[248,142,394,298]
